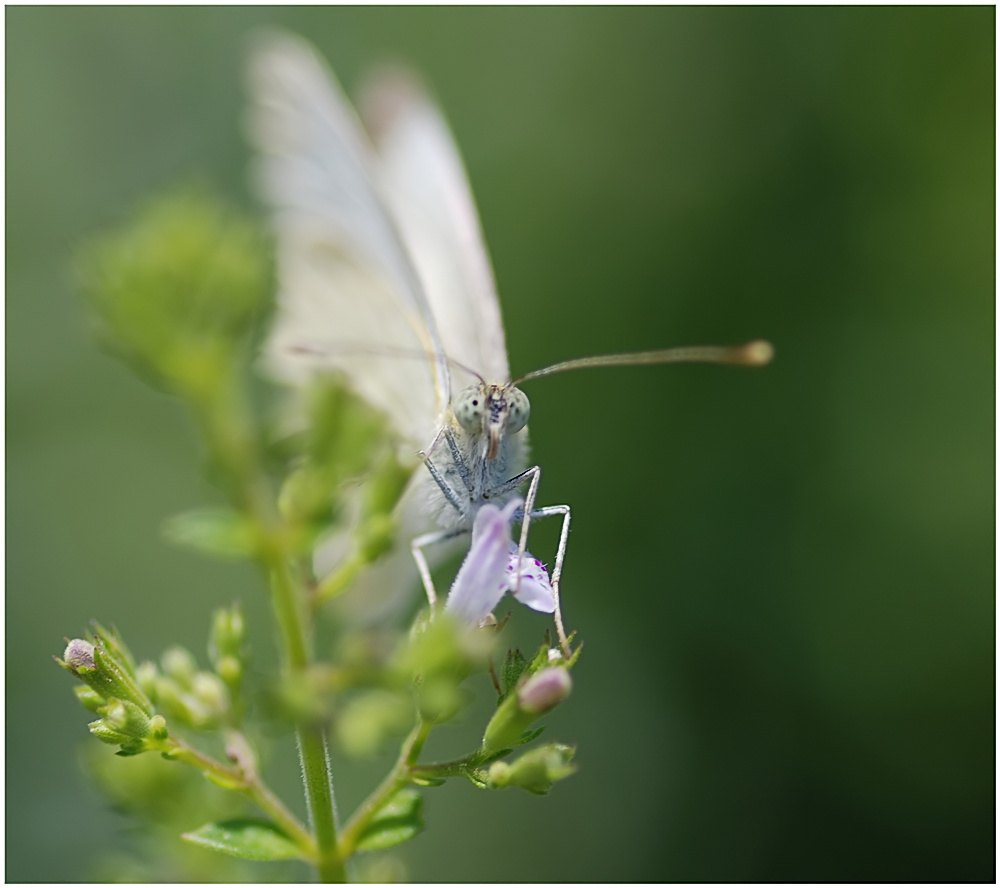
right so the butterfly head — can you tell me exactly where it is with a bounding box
[453,383,530,459]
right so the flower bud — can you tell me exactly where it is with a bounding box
[63,639,96,671]
[209,604,245,666]
[148,714,169,740]
[154,676,216,729]
[104,699,152,739]
[482,667,572,753]
[215,655,242,686]
[517,667,572,715]
[161,647,198,687]
[487,743,576,795]
[88,718,135,747]
[192,672,228,712]
[136,661,159,700]
[60,636,153,716]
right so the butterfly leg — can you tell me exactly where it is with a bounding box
[411,527,468,609]
[418,450,465,516]
[418,427,474,516]
[441,428,474,493]
[526,504,572,656]
[496,465,574,655]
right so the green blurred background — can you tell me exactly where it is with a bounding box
[7,6,993,882]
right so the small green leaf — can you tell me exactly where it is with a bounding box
[462,768,490,790]
[356,788,424,852]
[182,819,304,861]
[409,774,446,787]
[163,508,256,559]
[516,726,546,747]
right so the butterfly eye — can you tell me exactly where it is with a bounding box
[505,387,530,434]
[454,386,486,433]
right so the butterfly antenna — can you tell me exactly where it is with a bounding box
[512,340,774,386]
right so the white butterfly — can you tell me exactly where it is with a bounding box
[246,32,771,647]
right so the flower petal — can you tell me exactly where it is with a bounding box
[506,543,556,614]
[445,499,523,624]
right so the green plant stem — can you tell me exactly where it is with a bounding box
[201,390,345,880]
[298,727,345,882]
[266,554,345,882]
[165,735,315,857]
[338,719,432,858]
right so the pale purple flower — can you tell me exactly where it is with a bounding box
[445,498,556,625]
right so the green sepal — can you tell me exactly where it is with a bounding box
[499,648,529,702]
[88,719,136,746]
[482,690,535,753]
[91,640,154,716]
[103,698,152,738]
[181,819,305,861]
[162,508,257,560]
[91,622,139,674]
[355,788,424,852]
[74,684,106,713]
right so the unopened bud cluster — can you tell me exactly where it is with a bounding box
[140,646,231,730]
[58,610,247,753]
[488,743,576,795]
[209,604,246,696]
[58,626,163,756]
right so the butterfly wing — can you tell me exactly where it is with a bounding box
[246,34,511,622]
[358,68,512,386]
[247,31,450,446]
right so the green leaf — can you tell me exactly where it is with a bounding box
[356,788,424,852]
[409,774,446,787]
[182,819,304,861]
[163,508,256,559]
[462,768,490,790]
[516,726,546,747]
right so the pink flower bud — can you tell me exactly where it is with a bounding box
[63,639,96,671]
[517,667,572,715]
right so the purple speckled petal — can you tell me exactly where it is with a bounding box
[507,542,556,614]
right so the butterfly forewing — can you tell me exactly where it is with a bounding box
[360,69,512,387]
[248,32,450,446]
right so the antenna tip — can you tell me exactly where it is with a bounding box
[739,340,774,367]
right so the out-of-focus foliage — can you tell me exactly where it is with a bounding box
[9,6,992,883]
[82,744,306,882]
